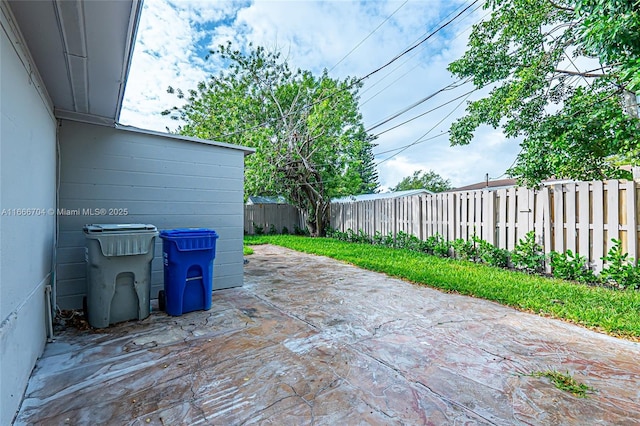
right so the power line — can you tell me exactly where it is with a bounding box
[329,1,409,72]
[182,0,483,144]
[374,132,450,156]
[373,87,477,137]
[376,90,474,165]
[358,0,481,82]
[360,1,486,105]
[366,78,471,132]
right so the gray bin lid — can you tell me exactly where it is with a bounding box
[84,224,157,234]
[84,224,158,256]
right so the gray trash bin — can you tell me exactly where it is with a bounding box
[83,224,158,328]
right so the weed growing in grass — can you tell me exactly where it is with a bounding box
[530,370,595,398]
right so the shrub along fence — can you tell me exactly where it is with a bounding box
[329,179,639,273]
[244,203,307,235]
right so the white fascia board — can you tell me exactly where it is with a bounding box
[114,123,256,156]
[115,0,143,122]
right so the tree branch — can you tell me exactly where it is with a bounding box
[554,69,607,78]
[547,0,574,12]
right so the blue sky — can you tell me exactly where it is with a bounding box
[120,0,522,189]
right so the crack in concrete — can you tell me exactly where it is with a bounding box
[286,383,315,425]
[373,319,401,336]
[237,394,297,425]
[414,380,498,425]
[362,398,397,422]
[356,347,500,425]
[251,292,320,331]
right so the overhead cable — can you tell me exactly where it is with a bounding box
[329,0,408,72]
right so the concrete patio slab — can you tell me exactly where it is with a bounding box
[14,244,640,425]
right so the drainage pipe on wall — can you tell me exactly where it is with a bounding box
[45,285,54,342]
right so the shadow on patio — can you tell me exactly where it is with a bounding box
[14,245,640,425]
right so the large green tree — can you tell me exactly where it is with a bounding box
[391,170,453,192]
[448,0,640,186]
[164,43,378,236]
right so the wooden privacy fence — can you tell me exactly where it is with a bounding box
[244,204,307,235]
[330,180,640,272]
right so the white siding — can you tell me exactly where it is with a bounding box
[0,4,56,424]
[57,120,246,308]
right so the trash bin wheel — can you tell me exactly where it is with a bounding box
[158,290,166,312]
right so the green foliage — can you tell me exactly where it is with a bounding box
[324,229,640,289]
[432,235,453,258]
[281,226,289,235]
[448,0,640,186]
[530,370,595,398]
[600,239,639,289]
[165,43,378,235]
[395,231,424,251]
[576,0,640,91]
[452,238,478,261]
[268,224,278,235]
[511,231,546,274]
[253,222,264,235]
[474,236,511,268]
[293,224,310,236]
[549,250,596,283]
[391,170,453,193]
[243,245,254,256]
[245,235,640,338]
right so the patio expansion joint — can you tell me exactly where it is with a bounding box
[413,379,500,425]
[236,394,299,426]
[249,292,320,331]
[351,345,502,425]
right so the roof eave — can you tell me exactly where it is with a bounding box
[115,0,143,122]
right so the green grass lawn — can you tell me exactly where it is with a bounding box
[245,235,640,339]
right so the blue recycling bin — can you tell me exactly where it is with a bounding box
[159,229,218,316]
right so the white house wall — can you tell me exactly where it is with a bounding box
[0,4,56,424]
[57,120,246,309]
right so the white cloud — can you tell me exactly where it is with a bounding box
[120,0,521,188]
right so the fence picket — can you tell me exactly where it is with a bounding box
[592,181,605,272]
[627,180,638,264]
[577,182,590,259]
[565,183,577,252]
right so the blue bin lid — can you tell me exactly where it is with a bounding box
[160,228,218,252]
[160,228,218,239]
